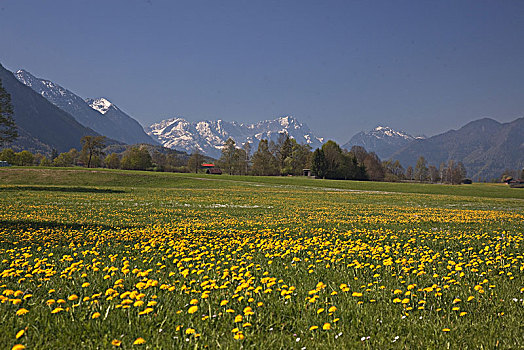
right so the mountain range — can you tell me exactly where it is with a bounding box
[390,117,524,180]
[146,116,324,158]
[0,63,100,153]
[1,62,522,180]
[343,126,424,159]
[15,69,156,146]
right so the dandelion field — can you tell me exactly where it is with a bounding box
[1,168,523,349]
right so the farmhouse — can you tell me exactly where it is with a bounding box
[201,163,223,175]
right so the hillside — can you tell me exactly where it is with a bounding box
[15,70,157,145]
[391,118,524,180]
[0,63,100,153]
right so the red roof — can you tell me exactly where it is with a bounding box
[201,163,215,167]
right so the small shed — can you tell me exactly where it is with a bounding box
[206,168,223,175]
[0,161,10,167]
[303,169,312,177]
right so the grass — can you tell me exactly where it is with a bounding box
[0,167,523,349]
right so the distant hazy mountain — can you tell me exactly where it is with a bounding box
[0,63,100,153]
[15,70,157,145]
[147,116,324,158]
[343,126,423,159]
[391,118,524,180]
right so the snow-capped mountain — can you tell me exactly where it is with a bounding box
[343,126,424,159]
[147,116,324,158]
[15,69,157,145]
[87,97,113,114]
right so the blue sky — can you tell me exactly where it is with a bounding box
[1,0,523,143]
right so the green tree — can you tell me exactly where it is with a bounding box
[15,150,34,166]
[104,153,121,169]
[290,141,312,175]
[120,147,153,170]
[321,141,343,179]
[311,148,327,179]
[0,78,18,146]
[274,133,293,174]
[251,139,279,176]
[81,135,106,168]
[0,148,16,164]
[218,138,238,175]
[53,152,74,167]
[39,156,52,167]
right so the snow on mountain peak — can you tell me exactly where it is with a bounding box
[87,98,113,114]
[147,116,324,158]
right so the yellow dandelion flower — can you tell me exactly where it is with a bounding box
[235,314,243,323]
[133,337,146,345]
[139,308,154,315]
[82,282,90,288]
[352,292,363,297]
[328,306,337,313]
[234,332,245,340]
[185,328,195,335]
[111,339,122,346]
[323,323,331,330]
[188,305,198,314]
[15,329,25,339]
[309,325,319,331]
[92,312,101,319]
[68,295,78,301]
[190,299,198,305]
[317,308,325,314]
[51,307,64,314]
[12,345,25,350]
[442,328,451,332]
[16,308,29,316]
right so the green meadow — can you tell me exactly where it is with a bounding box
[1,167,523,349]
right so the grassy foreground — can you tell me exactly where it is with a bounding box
[0,167,523,349]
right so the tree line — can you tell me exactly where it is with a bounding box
[211,135,468,184]
[0,133,470,184]
[1,136,163,171]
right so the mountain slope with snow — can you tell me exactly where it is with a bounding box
[343,126,422,159]
[15,69,157,145]
[147,116,324,158]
